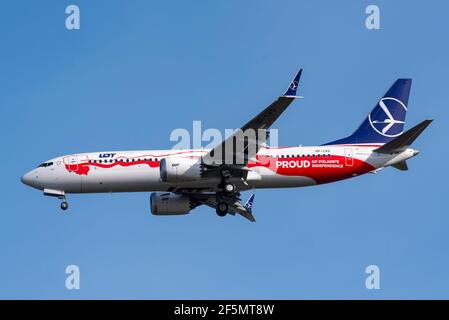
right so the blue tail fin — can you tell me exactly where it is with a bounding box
[325,79,412,145]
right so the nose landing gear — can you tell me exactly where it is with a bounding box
[43,189,69,211]
[58,194,69,211]
[60,201,69,210]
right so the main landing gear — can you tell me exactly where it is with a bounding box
[216,202,229,217]
[223,183,235,193]
[215,170,236,217]
[219,170,236,195]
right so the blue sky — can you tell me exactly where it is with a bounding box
[1,0,448,299]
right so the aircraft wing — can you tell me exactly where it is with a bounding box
[201,69,303,169]
[189,192,256,222]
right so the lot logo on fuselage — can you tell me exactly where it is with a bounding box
[99,153,116,158]
[368,97,407,137]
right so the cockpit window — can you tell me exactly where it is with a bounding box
[37,162,54,168]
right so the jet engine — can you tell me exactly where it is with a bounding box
[160,157,201,183]
[150,192,193,215]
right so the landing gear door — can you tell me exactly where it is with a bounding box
[63,155,78,172]
[344,148,353,167]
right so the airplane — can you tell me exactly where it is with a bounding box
[21,69,432,222]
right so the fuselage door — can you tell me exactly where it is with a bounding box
[344,148,353,167]
[63,155,78,172]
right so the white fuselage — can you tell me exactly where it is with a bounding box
[21,145,417,195]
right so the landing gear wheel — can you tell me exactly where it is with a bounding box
[60,201,69,211]
[224,183,235,193]
[216,202,229,217]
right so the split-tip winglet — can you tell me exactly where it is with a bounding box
[244,194,255,211]
[282,68,303,98]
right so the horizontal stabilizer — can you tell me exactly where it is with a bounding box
[392,160,408,171]
[374,119,433,154]
[237,210,256,222]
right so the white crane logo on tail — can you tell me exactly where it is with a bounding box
[289,80,298,91]
[369,97,407,137]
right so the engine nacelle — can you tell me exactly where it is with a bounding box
[150,192,192,215]
[160,157,201,183]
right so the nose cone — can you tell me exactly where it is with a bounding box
[413,149,420,156]
[21,172,30,185]
[21,170,40,189]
